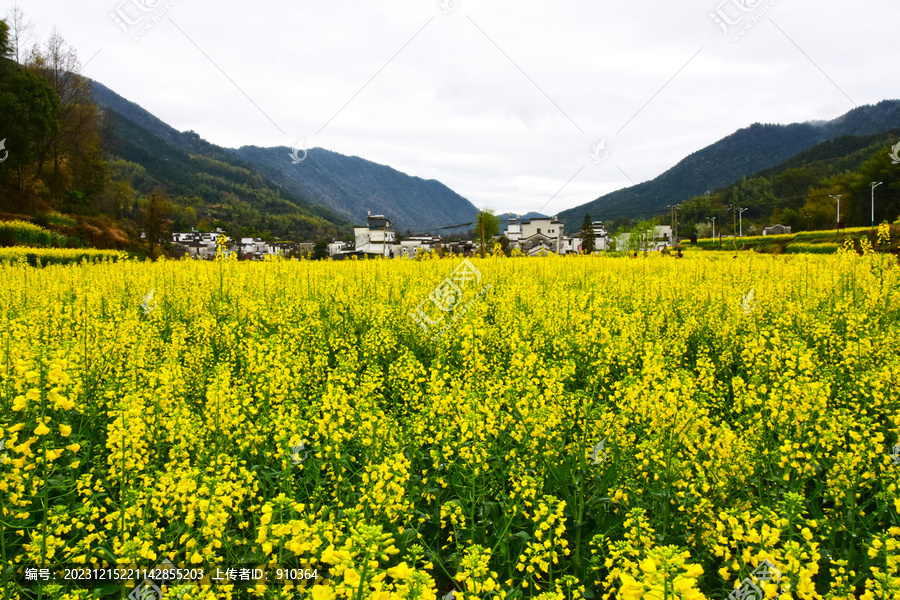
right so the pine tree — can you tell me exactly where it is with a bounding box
[581,214,595,253]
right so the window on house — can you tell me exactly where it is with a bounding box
[537,228,542,234]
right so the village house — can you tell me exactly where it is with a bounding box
[399,235,441,259]
[354,213,396,258]
[561,221,610,254]
[240,237,269,258]
[613,225,674,252]
[327,240,353,257]
[171,229,226,259]
[170,229,296,260]
[505,215,565,255]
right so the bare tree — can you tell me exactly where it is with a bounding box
[7,2,34,64]
[27,28,100,191]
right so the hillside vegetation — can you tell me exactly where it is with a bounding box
[560,102,900,231]
[0,16,350,257]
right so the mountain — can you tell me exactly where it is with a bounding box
[233,146,479,234]
[752,129,900,181]
[93,81,351,241]
[92,80,479,234]
[559,100,900,230]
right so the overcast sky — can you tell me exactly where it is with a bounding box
[8,0,899,218]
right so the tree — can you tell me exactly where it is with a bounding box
[475,209,500,258]
[0,18,9,58]
[772,169,818,208]
[621,218,658,253]
[0,37,59,190]
[581,213,595,253]
[6,3,33,65]
[497,235,510,256]
[27,28,103,195]
[141,188,173,260]
[312,240,329,260]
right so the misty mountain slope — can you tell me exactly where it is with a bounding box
[91,79,479,233]
[560,100,900,229]
[234,145,479,233]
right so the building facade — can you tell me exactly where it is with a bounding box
[354,213,396,257]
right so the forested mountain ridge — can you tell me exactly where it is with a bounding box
[92,80,479,234]
[559,100,900,231]
[0,21,352,253]
[233,146,479,234]
[673,130,900,236]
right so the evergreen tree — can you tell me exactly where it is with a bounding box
[581,213,595,253]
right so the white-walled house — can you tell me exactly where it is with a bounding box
[560,236,581,255]
[506,215,565,254]
[572,221,610,253]
[240,237,269,257]
[171,229,225,259]
[399,236,440,259]
[328,241,352,257]
[613,225,674,252]
[354,213,396,257]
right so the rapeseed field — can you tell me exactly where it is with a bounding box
[1,246,899,600]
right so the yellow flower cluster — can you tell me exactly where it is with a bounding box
[0,250,898,600]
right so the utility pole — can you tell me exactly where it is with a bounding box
[666,204,679,246]
[674,204,680,244]
[870,182,883,228]
[708,216,716,240]
[830,194,842,234]
[480,215,485,258]
[739,207,748,238]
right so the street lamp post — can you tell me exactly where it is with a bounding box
[829,194,842,234]
[870,182,883,228]
[739,208,748,238]
[708,217,716,240]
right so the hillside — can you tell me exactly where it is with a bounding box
[673,131,900,236]
[234,146,479,234]
[559,100,900,230]
[100,105,350,241]
[92,80,479,234]
[752,130,900,181]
